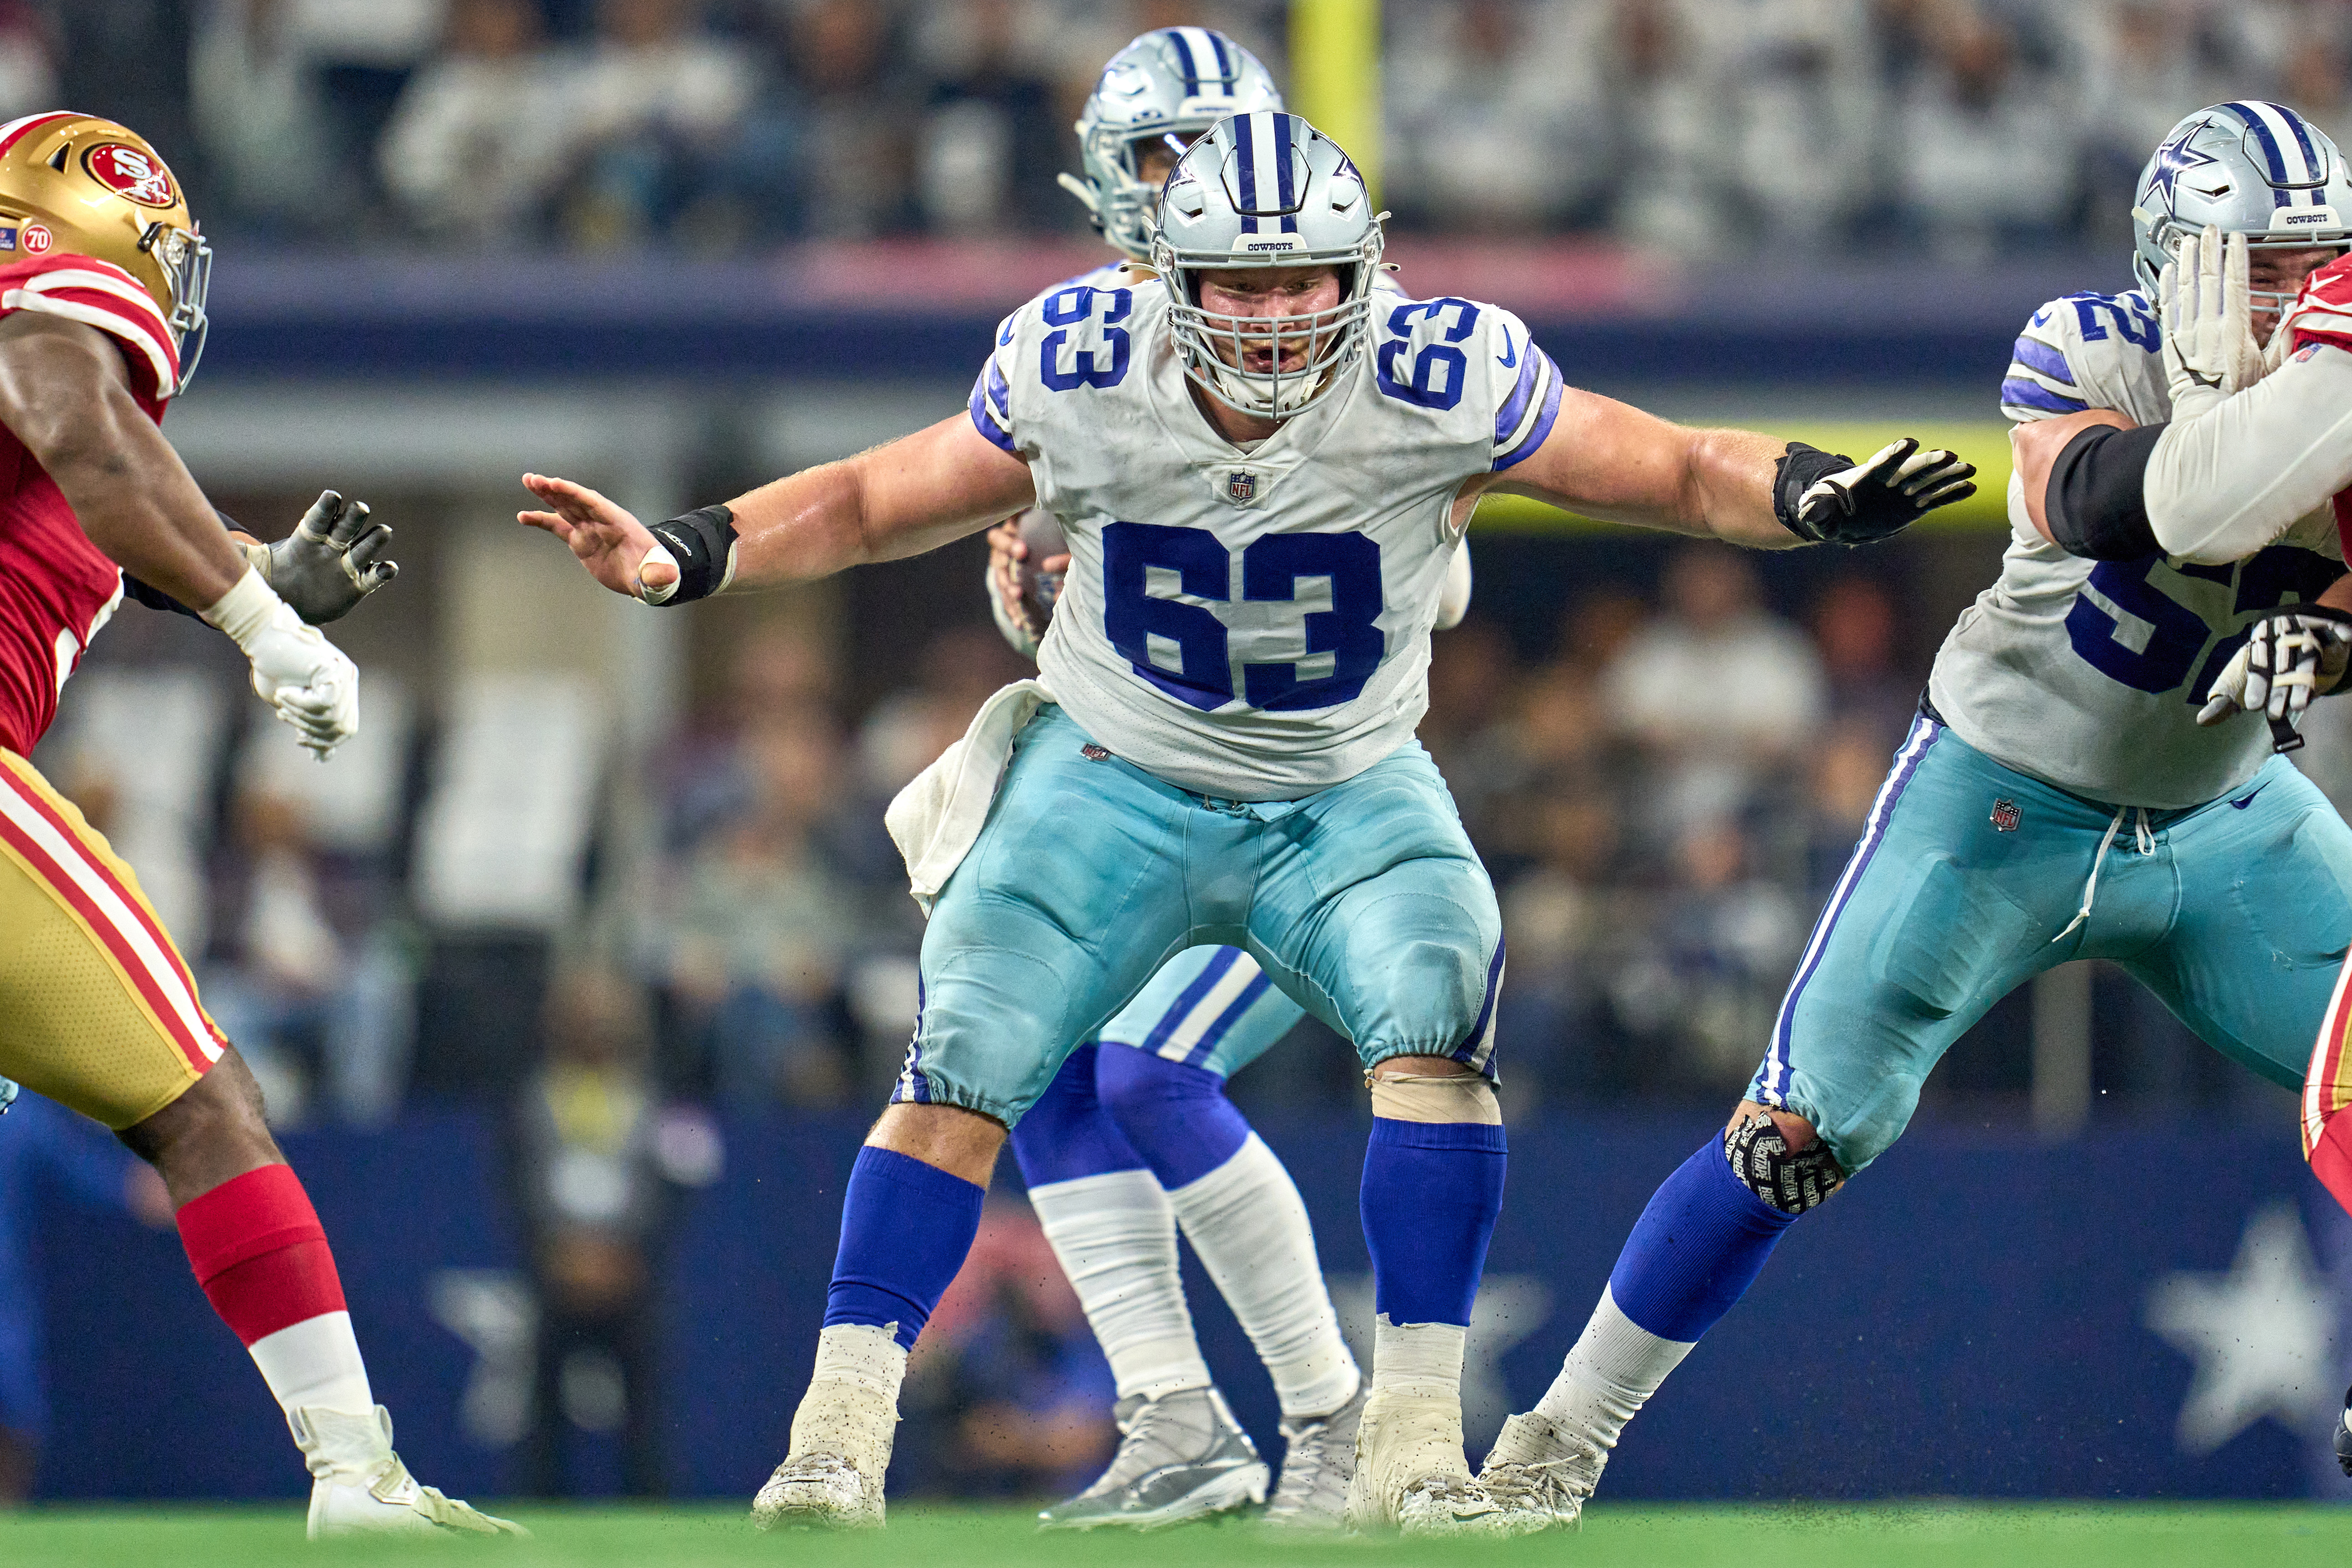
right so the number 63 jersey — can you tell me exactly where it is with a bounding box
[970,279,1561,801]
[1928,284,2345,809]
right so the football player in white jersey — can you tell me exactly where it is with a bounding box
[977,28,1374,1532]
[519,111,1970,1533]
[1470,101,2352,1531]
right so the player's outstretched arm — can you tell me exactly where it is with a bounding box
[1479,386,1974,548]
[521,413,1036,604]
[0,313,358,757]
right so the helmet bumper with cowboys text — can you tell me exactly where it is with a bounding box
[1149,111,1381,420]
[2132,101,2352,307]
[1066,27,1283,261]
[0,112,210,395]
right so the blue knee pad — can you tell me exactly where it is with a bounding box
[824,1146,986,1350]
[1094,1044,1252,1189]
[1008,1045,1149,1188]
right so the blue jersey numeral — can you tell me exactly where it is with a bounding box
[1240,531,1385,708]
[1040,286,1133,391]
[2064,548,2339,699]
[1101,523,1385,712]
[2067,292,2159,351]
[1102,521,1232,708]
[1376,298,1479,411]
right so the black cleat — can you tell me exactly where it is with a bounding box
[2336,1386,2352,1477]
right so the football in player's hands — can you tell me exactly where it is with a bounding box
[1014,506,1069,634]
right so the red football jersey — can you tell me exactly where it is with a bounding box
[2284,256,2352,561]
[0,253,180,755]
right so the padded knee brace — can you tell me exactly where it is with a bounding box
[1724,1111,1844,1215]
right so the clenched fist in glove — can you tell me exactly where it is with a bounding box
[200,569,360,759]
[1774,438,1977,545]
[2196,605,2352,752]
[238,490,397,624]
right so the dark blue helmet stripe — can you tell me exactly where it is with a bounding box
[1233,112,1259,233]
[1274,112,1299,232]
[2223,101,2292,203]
[1161,28,1201,94]
[1208,31,1234,81]
[2282,105,2324,183]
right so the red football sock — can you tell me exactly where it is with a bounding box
[175,1162,347,1346]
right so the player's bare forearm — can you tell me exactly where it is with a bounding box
[1483,388,1793,547]
[2012,408,2135,545]
[0,314,242,606]
[2325,574,2352,614]
[726,414,1037,586]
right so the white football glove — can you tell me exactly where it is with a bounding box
[2161,226,2266,420]
[2196,606,2352,751]
[201,569,361,759]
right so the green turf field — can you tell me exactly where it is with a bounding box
[6,1502,2352,1568]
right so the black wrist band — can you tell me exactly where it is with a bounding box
[2046,423,2162,560]
[646,504,738,604]
[1772,442,1849,542]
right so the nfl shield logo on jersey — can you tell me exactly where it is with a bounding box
[1226,469,1257,504]
[1991,798,2021,832]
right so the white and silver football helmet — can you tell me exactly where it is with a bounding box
[1150,111,1382,420]
[2132,101,2352,308]
[1061,27,1283,261]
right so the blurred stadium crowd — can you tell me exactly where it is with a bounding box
[10,0,2352,254]
[52,529,2328,1146]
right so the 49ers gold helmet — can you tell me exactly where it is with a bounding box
[0,112,211,393]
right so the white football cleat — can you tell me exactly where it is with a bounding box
[1344,1386,1512,1535]
[753,1451,885,1531]
[752,1361,897,1530]
[291,1405,525,1539]
[1476,1409,1603,1532]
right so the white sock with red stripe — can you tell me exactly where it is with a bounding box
[176,1164,376,1423]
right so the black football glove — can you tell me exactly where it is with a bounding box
[242,490,397,624]
[1774,438,1977,545]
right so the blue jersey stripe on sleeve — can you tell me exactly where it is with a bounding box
[1492,353,1563,471]
[2000,377,2088,415]
[1492,340,1541,447]
[2009,335,2076,386]
[968,367,1018,454]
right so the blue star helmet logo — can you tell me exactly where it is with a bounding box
[2145,119,2221,213]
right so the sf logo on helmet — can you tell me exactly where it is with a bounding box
[83,144,177,209]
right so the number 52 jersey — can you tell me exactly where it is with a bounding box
[970,279,1561,801]
[1928,285,2344,810]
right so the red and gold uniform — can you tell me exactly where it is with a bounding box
[0,113,226,1127]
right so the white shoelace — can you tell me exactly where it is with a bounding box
[2052,805,2155,944]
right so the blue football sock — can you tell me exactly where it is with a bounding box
[1359,1117,1506,1327]
[824,1145,986,1351]
[1094,1044,1251,1189]
[1606,1138,1796,1343]
[1008,1045,1148,1187]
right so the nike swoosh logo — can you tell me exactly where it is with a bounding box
[998,319,1016,346]
[1496,331,1518,369]
[2231,784,2266,809]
